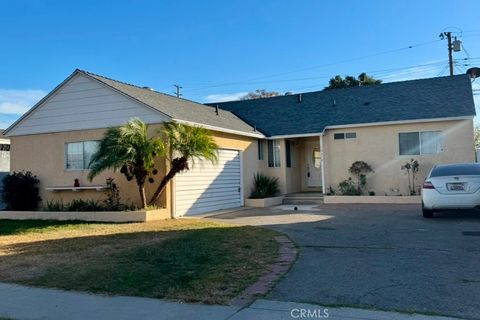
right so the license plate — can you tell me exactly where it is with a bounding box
[447,183,465,191]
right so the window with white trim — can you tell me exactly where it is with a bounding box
[267,140,281,167]
[334,132,356,140]
[258,139,264,160]
[286,140,293,168]
[399,131,442,155]
[65,141,100,170]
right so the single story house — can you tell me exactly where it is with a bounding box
[3,70,475,216]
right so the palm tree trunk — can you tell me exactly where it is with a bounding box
[139,184,147,208]
[148,167,178,206]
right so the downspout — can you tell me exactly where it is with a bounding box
[319,132,326,195]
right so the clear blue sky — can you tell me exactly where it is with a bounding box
[1,0,479,128]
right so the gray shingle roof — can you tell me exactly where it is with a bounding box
[210,75,476,137]
[78,70,262,137]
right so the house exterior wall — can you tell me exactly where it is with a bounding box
[0,138,9,173]
[253,138,302,195]
[322,119,475,196]
[9,126,257,212]
[7,74,168,137]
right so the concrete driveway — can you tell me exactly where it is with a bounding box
[208,204,480,319]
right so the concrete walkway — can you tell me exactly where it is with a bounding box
[0,283,462,320]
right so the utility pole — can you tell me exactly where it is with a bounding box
[173,84,182,98]
[439,31,462,77]
[446,32,453,76]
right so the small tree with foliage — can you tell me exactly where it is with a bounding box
[2,171,41,210]
[348,161,373,194]
[88,118,164,208]
[148,122,218,206]
[401,159,420,195]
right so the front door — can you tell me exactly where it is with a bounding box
[305,141,322,187]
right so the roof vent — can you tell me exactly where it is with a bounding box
[332,99,336,107]
[215,104,219,115]
[297,93,302,103]
[143,86,154,91]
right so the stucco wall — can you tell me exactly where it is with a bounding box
[253,138,302,195]
[9,126,257,211]
[323,119,475,196]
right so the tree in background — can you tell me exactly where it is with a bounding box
[324,73,382,90]
[240,89,280,100]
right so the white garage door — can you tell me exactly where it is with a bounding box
[174,149,242,216]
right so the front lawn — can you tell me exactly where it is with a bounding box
[0,219,280,304]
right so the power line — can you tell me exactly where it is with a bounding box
[184,61,448,94]
[182,38,442,92]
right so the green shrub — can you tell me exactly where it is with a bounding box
[43,198,139,212]
[250,173,279,199]
[328,186,336,195]
[66,199,103,212]
[44,200,65,211]
[348,161,373,195]
[2,171,41,210]
[338,178,360,196]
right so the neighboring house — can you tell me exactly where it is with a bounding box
[3,70,475,216]
[0,133,10,209]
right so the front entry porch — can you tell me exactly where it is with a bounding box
[282,136,324,194]
[283,192,324,205]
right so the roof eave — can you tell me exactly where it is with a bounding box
[266,116,474,139]
[172,119,265,138]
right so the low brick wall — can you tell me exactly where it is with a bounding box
[244,196,284,207]
[0,208,170,222]
[324,195,421,204]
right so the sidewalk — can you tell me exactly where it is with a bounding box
[0,283,462,320]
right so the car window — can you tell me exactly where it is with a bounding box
[430,165,480,177]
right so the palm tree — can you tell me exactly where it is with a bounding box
[88,118,164,208]
[148,122,218,206]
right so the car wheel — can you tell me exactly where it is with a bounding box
[422,206,434,218]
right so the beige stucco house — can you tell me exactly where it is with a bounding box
[3,70,476,216]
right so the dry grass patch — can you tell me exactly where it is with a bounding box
[0,219,279,304]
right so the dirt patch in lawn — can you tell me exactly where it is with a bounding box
[0,219,280,304]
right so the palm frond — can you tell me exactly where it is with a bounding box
[88,118,165,181]
[163,122,219,168]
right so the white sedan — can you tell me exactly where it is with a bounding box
[422,163,480,218]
